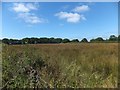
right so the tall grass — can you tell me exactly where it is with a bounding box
[2,43,118,88]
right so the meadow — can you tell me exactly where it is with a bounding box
[2,43,118,88]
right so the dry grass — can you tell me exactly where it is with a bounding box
[2,43,118,88]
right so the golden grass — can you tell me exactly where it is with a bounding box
[2,43,118,88]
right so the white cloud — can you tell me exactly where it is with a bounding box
[26,3,37,10]
[13,3,37,13]
[55,11,85,23]
[11,3,46,24]
[55,4,90,23]
[18,13,45,24]
[73,5,89,13]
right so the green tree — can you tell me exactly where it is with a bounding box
[62,39,70,43]
[71,39,79,43]
[81,38,88,43]
[109,35,117,41]
[95,37,104,41]
[90,37,104,42]
[2,38,9,44]
[29,38,38,44]
[22,38,30,44]
[54,38,62,43]
[40,38,50,43]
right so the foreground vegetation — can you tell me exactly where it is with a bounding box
[2,43,118,88]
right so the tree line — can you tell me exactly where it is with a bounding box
[1,35,120,45]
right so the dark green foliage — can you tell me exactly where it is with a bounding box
[2,38,9,44]
[49,38,62,43]
[39,37,50,43]
[109,35,118,41]
[90,37,104,43]
[71,39,79,43]
[54,38,62,43]
[90,39,95,42]
[81,38,88,43]
[2,45,47,88]
[22,38,30,44]
[2,35,119,45]
[62,39,70,43]
[95,37,104,41]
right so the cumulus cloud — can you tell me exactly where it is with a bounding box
[13,3,37,13]
[55,5,89,23]
[73,5,89,13]
[55,12,86,23]
[11,3,46,24]
[18,13,46,24]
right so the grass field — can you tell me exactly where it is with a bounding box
[2,43,118,88]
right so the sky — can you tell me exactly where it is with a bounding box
[2,2,118,40]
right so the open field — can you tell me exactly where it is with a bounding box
[2,43,118,88]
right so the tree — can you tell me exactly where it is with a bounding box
[22,38,30,44]
[109,35,117,41]
[39,38,50,43]
[2,35,119,45]
[62,39,70,43]
[90,37,104,43]
[54,38,62,43]
[71,39,79,43]
[81,38,88,43]
[95,37,104,41]
[49,37,55,43]
[90,39,95,42]
[29,38,38,44]
[2,38,9,44]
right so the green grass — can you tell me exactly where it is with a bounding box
[2,43,118,88]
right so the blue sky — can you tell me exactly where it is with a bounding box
[2,2,118,40]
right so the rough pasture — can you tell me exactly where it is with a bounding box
[2,43,118,88]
